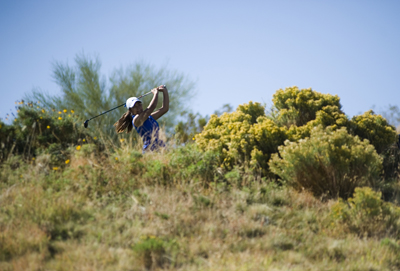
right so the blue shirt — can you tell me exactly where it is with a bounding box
[133,116,164,152]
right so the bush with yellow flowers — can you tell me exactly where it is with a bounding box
[270,87,350,142]
[196,86,397,189]
[285,104,350,141]
[269,126,382,199]
[249,117,287,176]
[349,110,397,153]
[195,101,287,174]
[331,187,400,238]
[271,86,396,152]
[271,86,343,127]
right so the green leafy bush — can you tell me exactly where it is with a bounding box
[0,104,97,167]
[132,236,178,269]
[169,144,219,184]
[269,126,382,199]
[331,187,400,238]
[0,121,16,162]
[174,111,207,144]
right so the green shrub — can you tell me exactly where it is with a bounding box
[331,187,400,238]
[0,105,99,168]
[379,144,400,202]
[349,110,397,153]
[0,121,17,162]
[224,168,241,184]
[132,236,178,269]
[169,144,219,184]
[46,143,70,166]
[143,159,171,184]
[269,126,383,199]
[174,111,207,144]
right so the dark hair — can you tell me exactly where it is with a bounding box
[114,110,134,133]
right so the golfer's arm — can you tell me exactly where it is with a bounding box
[133,92,159,127]
[151,90,169,120]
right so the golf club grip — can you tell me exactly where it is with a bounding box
[137,85,166,99]
[137,91,152,99]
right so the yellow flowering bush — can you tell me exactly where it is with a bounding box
[331,187,400,237]
[269,126,382,199]
[272,87,396,152]
[249,117,287,175]
[349,110,397,153]
[196,102,286,173]
[272,86,343,127]
[195,110,254,170]
[286,105,350,141]
[271,87,351,142]
[196,86,396,183]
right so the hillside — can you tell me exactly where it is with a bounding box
[1,87,400,270]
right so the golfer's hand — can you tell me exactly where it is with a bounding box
[151,88,158,95]
[156,85,167,92]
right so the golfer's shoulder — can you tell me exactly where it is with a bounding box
[132,114,144,127]
[134,115,154,128]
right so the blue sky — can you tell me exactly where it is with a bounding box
[1,0,399,123]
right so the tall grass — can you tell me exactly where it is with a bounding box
[0,107,400,270]
[1,126,400,270]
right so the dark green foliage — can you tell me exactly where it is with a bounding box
[0,121,16,162]
[0,104,98,167]
[381,144,400,180]
[174,111,207,144]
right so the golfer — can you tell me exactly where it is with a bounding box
[114,85,169,152]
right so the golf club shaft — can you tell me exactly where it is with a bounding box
[84,85,166,128]
[88,91,153,121]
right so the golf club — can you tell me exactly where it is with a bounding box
[83,85,166,128]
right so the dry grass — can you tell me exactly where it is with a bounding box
[1,143,400,271]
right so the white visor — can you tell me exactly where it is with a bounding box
[125,97,142,109]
